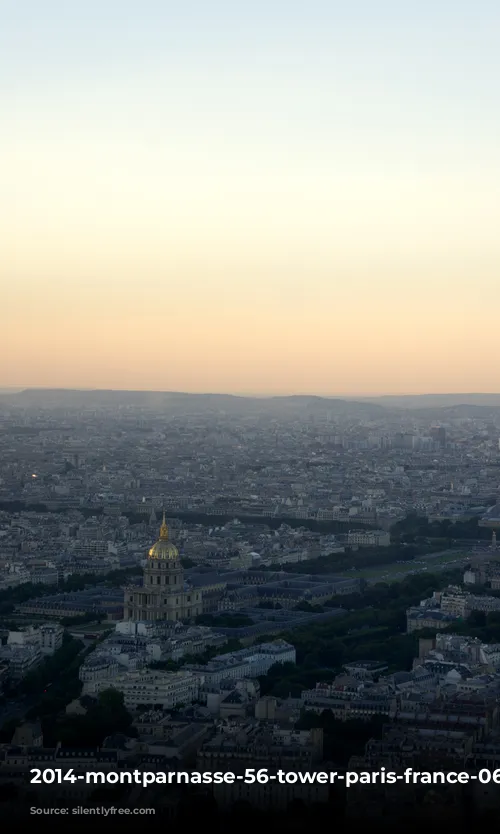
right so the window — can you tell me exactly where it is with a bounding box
[157,576,160,585]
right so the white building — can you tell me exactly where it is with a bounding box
[108,670,202,710]
[347,530,391,548]
[184,659,251,686]
[186,640,296,685]
[0,563,31,590]
[7,627,40,649]
[480,644,500,666]
[7,624,63,656]
[115,620,154,637]
[1,645,42,681]
[39,624,64,655]
[226,640,296,677]
[79,653,121,695]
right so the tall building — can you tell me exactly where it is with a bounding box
[123,514,202,622]
[430,425,446,448]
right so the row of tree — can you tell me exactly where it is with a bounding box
[256,569,463,699]
[392,512,493,542]
[42,688,136,748]
[259,543,437,576]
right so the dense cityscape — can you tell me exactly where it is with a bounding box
[0,389,499,824]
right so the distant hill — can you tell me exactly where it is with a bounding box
[4,388,386,416]
[355,393,500,408]
[4,389,500,419]
[409,404,500,420]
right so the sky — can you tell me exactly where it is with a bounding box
[2,1,500,396]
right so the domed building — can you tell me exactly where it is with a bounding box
[123,514,202,622]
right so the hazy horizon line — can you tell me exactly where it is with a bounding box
[3,386,500,399]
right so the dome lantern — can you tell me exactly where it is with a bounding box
[148,511,179,560]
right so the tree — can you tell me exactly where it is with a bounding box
[98,688,125,712]
[0,719,20,744]
[468,610,487,628]
[45,687,136,748]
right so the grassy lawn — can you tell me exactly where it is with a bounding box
[421,551,468,565]
[338,550,470,583]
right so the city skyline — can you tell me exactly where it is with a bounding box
[3,1,500,394]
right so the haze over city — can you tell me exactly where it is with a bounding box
[3,1,500,394]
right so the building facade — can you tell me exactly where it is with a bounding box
[123,515,202,622]
[106,670,201,709]
[347,530,391,547]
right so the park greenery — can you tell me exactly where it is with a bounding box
[250,566,474,764]
[278,603,500,766]
[391,512,493,543]
[255,569,464,700]
[0,633,86,742]
[0,628,135,748]
[252,512,491,577]
[297,710,386,764]
[270,543,436,574]
[17,633,85,699]
[43,688,136,748]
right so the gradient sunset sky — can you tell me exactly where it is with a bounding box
[2,1,500,395]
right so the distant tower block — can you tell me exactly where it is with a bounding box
[493,531,497,549]
[431,425,446,448]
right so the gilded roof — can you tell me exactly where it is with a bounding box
[148,512,179,560]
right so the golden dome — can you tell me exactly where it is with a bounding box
[148,512,179,560]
